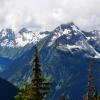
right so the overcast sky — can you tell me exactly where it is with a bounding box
[0,0,100,32]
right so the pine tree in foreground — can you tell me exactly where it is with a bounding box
[59,95,66,100]
[31,46,51,100]
[15,46,51,100]
[83,57,98,100]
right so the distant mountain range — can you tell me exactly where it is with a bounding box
[0,22,100,99]
[0,28,49,59]
[0,28,49,48]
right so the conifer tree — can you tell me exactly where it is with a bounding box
[15,82,32,100]
[15,46,51,100]
[83,57,98,100]
[59,95,66,100]
[31,46,51,100]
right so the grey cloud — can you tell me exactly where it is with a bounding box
[0,0,8,6]
[0,0,100,32]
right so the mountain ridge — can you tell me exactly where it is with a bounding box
[0,23,100,99]
[0,77,19,100]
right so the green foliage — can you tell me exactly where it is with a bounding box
[15,92,23,100]
[14,83,31,100]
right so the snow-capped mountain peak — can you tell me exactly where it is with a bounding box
[0,23,100,59]
[0,28,50,48]
[0,28,15,38]
[46,23,100,58]
[54,22,79,33]
[0,28,15,47]
[19,28,32,34]
[48,22,84,47]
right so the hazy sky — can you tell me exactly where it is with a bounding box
[0,0,100,32]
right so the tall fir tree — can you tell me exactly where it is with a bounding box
[83,57,98,100]
[31,46,51,100]
[15,46,51,100]
[59,95,66,100]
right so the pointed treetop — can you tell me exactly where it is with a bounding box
[34,46,38,56]
[34,46,38,53]
[34,46,39,63]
